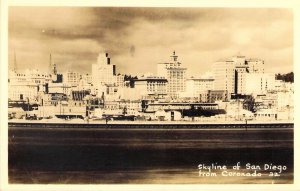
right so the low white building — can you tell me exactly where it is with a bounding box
[254,109,277,121]
[154,110,182,121]
[219,100,249,120]
[277,91,293,110]
[274,80,294,92]
[9,82,38,101]
[8,69,52,101]
[134,75,168,97]
[48,82,72,95]
[117,100,141,115]
[180,77,214,102]
[37,104,86,118]
[119,87,141,101]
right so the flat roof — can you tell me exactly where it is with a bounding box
[148,102,218,106]
[134,78,168,82]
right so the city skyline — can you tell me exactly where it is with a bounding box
[9,7,293,76]
[3,3,296,187]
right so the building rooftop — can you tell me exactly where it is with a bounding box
[187,77,214,81]
[134,78,168,82]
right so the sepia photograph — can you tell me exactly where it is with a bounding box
[1,1,297,190]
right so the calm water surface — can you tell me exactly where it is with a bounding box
[8,126,293,184]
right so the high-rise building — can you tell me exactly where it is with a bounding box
[213,54,265,99]
[157,51,187,98]
[234,65,249,95]
[92,52,116,87]
[63,70,81,87]
[213,59,235,100]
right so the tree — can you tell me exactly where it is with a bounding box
[243,95,256,112]
[124,74,138,88]
[276,72,294,83]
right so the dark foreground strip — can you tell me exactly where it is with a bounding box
[8,122,294,129]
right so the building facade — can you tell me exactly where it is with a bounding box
[213,55,266,99]
[134,76,168,98]
[181,77,214,102]
[157,51,187,98]
[244,73,275,95]
[212,59,235,100]
[92,52,117,87]
[8,69,52,101]
[63,70,82,87]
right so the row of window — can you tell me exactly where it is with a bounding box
[254,113,276,117]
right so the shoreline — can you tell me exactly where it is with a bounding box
[8,118,293,125]
[8,120,294,129]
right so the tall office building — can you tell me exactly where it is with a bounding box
[213,59,235,100]
[157,51,187,98]
[92,52,117,87]
[213,54,265,99]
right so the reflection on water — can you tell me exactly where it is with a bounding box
[9,127,293,184]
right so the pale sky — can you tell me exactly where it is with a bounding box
[9,7,293,76]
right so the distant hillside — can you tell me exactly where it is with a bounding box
[275,72,294,83]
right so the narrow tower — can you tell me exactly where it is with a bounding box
[170,50,178,62]
[13,49,18,72]
[49,53,53,73]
